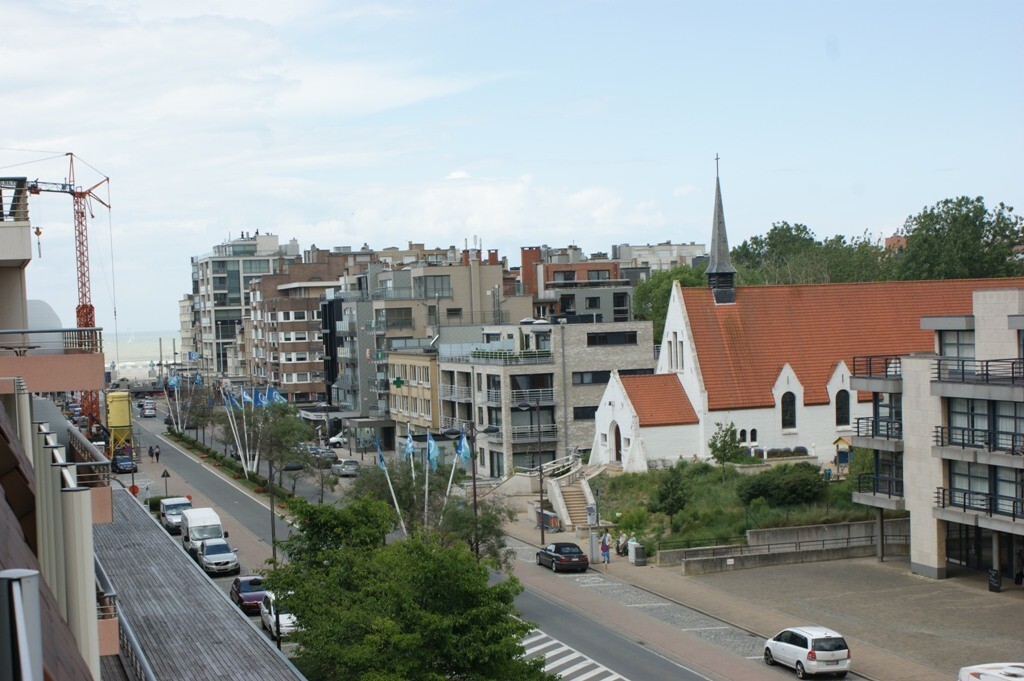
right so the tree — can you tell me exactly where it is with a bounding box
[707,422,747,481]
[266,500,553,681]
[631,262,706,343]
[894,196,1024,280]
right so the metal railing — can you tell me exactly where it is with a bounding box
[439,349,554,365]
[367,406,389,419]
[489,423,558,442]
[372,286,453,300]
[933,426,1024,455]
[440,415,472,431]
[852,354,903,378]
[658,532,911,556]
[935,486,1024,521]
[932,358,1024,385]
[0,327,104,355]
[439,384,472,400]
[854,417,903,440]
[510,388,555,404]
[854,473,904,498]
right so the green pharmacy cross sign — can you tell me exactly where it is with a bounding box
[392,377,404,388]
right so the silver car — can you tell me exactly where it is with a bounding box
[764,625,850,679]
[331,458,361,477]
[196,538,240,575]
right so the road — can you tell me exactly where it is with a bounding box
[129,408,863,680]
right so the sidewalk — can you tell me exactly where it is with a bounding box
[504,510,1024,681]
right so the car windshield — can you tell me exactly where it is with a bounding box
[557,545,583,554]
[165,504,190,514]
[115,456,131,464]
[205,544,231,556]
[812,637,848,652]
[193,526,222,540]
[239,579,263,593]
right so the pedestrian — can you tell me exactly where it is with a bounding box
[616,530,628,557]
[148,445,154,462]
[600,529,612,571]
[154,445,161,463]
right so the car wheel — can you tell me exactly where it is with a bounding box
[795,662,807,679]
[763,648,774,666]
[550,560,558,573]
[536,554,542,565]
[835,673,847,679]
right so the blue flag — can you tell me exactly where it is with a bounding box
[404,432,416,460]
[373,433,387,471]
[241,389,253,404]
[194,372,203,386]
[456,432,470,463]
[266,385,287,404]
[254,388,268,408]
[168,374,180,389]
[426,433,440,472]
[225,390,242,411]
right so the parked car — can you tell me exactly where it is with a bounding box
[536,542,589,573]
[259,592,298,641]
[282,459,306,472]
[111,455,138,474]
[764,626,850,679]
[959,663,1024,680]
[196,538,240,575]
[141,405,156,418]
[327,432,346,448]
[312,448,337,469]
[331,458,360,477]
[229,575,267,614]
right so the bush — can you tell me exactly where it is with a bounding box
[647,465,693,515]
[736,462,826,506]
[793,445,809,456]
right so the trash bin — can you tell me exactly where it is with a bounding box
[633,544,646,567]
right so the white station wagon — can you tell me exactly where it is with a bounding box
[764,625,851,678]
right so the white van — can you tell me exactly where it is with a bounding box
[159,496,192,534]
[180,508,227,557]
[959,663,1024,680]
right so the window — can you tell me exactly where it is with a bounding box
[739,429,747,442]
[559,295,576,312]
[835,390,850,427]
[243,259,271,274]
[414,274,452,299]
[948,397,988,447]
[587,269,611,281]
[619,368,654,376]
[939,330,975,359]
[553,271,576,282]
[587,331,637,346]
[573,406,598,420]
[750,428,757,442]
[446,308,463,319]
[585,297,600,309]
[781,392,796,429]
[572,371,611,385]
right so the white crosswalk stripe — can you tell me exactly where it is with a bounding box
[522,629,628,680]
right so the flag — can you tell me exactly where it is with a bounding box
[373,433,387,471]
[404,432,416,460]
[194,372,203,386]
[168,374,180,389]
[426,433,440,471]
[241,389,253,404]
[225,390,242,411]
[456,431,470,463]
[254,388,268,408]
[266,385,287,404]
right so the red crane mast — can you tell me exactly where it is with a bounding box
[28,153,110,423]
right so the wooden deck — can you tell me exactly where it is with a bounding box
[94,488,304,680]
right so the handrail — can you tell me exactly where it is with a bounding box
[932,357,1024,385]
[659,532,911,556]
[935,486,1024,520]
[852,354,903,378]
[854,473,904,497]
[117,607,159,681]
[933,425,1024,454]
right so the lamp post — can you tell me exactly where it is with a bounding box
[444,422,498,560]
[517,397,545,546]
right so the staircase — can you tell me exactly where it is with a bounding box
[560,483,590,531]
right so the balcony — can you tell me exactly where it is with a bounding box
[932,426,1024,463]
[439,349,554,366]
[439,384,472,401]
[0,327,106,394]
[440,415,472,431]
[931,358,1024,402]
[335,320,358,336]
[372,286,452,300]
[489,424,558,443]
[485,387,555,405]
[852,417,903,452]
[935,487,1024,532]
[851,473,905,511]
[851,354,903,394]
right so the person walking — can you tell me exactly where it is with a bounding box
[600,529,612,571]
[148,445,154,462]
[154,445,161,463]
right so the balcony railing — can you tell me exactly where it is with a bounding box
[852,354,902,378]
[932,358,1024,385]
[933,426,1024,455]
[854,417,902,440]
[489,424,558,443]
[439,384,472,400]
[372,286,453,301]
[0,327,103,355]
[439,349,554,366]
[440,415,472,432]
[935,486,1024,521]
[855,473,904,498]
[509,388,555,404]
[367,406,389,419]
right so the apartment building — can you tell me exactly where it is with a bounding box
[853,288,1024,583]
[611,241,706,270]
[188,232,300,377]
[436,318,655,478]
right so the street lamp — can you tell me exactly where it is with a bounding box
[444,422,498,560]
[517,398,545,546]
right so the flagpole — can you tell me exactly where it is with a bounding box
[375,434,408,537]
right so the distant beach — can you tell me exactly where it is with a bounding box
[104,329,183,380]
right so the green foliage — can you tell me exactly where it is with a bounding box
[631,263,706,343]
[647,464,692,515]
[735,463,827,506]
[894,197,1024,280]
[280,497,396,564]
[266,533,552,681]
[707,422,747,480]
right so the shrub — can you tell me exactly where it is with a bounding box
[647,465,692,515]
[793,445,809,456]
[736,462,826,506]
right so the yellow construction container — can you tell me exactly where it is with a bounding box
[105,390,135,458]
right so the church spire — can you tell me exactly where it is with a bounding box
[706,155,736,304]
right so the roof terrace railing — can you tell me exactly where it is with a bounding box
[852,354,902,378]
[0,327,103,355]
[854,417,903,440]
[931,357,1024,385]
[933,425,1024,455]
[935,486,1024,521]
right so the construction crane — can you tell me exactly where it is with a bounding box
[28,153,110,424]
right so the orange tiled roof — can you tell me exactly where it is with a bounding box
[620,373,698,426]
[680,278,1024,411]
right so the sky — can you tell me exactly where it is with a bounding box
[2,0,1022,333]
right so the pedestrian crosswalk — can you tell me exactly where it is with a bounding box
[522,630,628,680]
